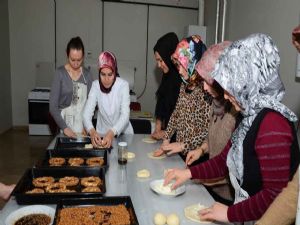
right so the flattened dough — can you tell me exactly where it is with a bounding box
[127,152,135,159]
[153,182,176,195]
[142,137,157,144]
[84,144,93,149]
[137,169,150,178]
[184,204,211,224]
[147,152,166,159]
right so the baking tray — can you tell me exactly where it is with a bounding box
[12,167,106,204]
[54,136,112,151]
[53,197,139,225]
[36,150,108,170]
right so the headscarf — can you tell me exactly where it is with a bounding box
[171,35,207,85]
[98,51,118,93]
[153,32,182,126]
[211,33,298,185]
[195,41,232,118]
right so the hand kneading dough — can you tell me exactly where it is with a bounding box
[184,204,211,223]
[137,169,150,178]
[127,152,135,159]
[154,213,167,225]
[147,152,166,159]
[167,213,180,225]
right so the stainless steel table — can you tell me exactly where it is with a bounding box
[0,134,231,225]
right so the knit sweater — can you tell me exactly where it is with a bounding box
[190,111,293,222]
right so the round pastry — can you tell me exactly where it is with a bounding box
[26,188,45,194]
[45,182,67,193]
[59,176,79,187]
[32,176,55,188]
[86,157,104,167]
[49,157,65,166]
[136,169,150,178]
[68,157,84,166]
[167,213,180,225]
[82,186,101,192]
[154,213,167,225]
[80,176,102,187]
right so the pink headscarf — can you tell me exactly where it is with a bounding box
[195,41,232,85]
[98,51,118,93]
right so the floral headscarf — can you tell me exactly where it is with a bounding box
[211,33,297,185]
[172,35,206,83]
[98,51,118,93]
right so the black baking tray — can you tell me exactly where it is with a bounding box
[12,167,106,204]
[53,197,139,225]
[36,150,109,170]
[54,136,112,151]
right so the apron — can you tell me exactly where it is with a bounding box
[229,171,255,225]
[61,80,87,134]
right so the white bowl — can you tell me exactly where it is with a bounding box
[150,179,186,196]
[5,205,55,225]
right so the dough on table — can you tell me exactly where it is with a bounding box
[127,152,136,159]
[147,152,166,159]
[184,204,211,224]
[154,182,177,195]
[142,137,157,144]
[153,212,167,225]
[84,144,93,149]
[167,213,180,225]
[136,169,150,178]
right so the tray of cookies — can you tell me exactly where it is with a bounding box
[36,150,109,170]
[54,136,112,151]
[12,167,106,204]
[53,197,139,225]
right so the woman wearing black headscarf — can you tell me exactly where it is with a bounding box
[152,32,182,140]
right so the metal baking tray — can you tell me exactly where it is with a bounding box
[54,136,112,151]
[12,167,106,204]
[36,150,109,170]
[53,197,139,225]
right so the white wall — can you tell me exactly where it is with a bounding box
[205,0,300,116]
[8,0,55,126]
[0,0,12,133]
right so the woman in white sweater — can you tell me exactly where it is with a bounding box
[83,51,133,148]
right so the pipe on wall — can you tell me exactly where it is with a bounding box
[221,0,227,41]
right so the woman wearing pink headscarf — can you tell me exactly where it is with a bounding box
[83,51,133,148]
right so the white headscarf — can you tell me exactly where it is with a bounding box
[211,33,297,184]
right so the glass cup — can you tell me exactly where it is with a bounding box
[118,142,128,165]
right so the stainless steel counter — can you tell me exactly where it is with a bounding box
[0,134,231,225]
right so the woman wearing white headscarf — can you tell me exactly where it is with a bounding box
[164,33,300,224]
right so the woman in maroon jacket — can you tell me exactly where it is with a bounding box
[164,33,299,224]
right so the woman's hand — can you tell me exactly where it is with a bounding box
[163,168,192,190]
[186,148,204,165]
[102,130,114,148]
[151,130,165,140]
[161,142,184,155]
[199,202,229,223]
[292,24,300,52]
[89,129,103,148]
[0,183,15,201]
[153,148,164,157]
[63,127,77,138]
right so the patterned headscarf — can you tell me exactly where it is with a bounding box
[195,41,232,118]
[172,35,207,84]
[211,33,297,183]
[98,51,118,93]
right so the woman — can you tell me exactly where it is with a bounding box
[151,32,182,140]
[154,35,211,159]
[83,51,133,148]
[185,41,239,204]
[164,33,300,223]
[50,36,93,138]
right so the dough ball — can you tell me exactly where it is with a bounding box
[154,212,167,225]
[127,152,136,159]
[137,169,150,178]
[167,213,180,225]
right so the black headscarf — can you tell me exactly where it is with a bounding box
[153,32,182,129]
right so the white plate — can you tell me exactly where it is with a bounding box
[5,205,55,225]
[150,179,186,196]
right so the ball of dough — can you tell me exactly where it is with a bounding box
[167,213,180,225]
[154,212,167,225]
[137,169,150,178]
[127,152,136,159]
